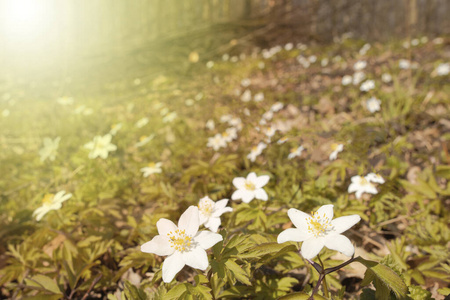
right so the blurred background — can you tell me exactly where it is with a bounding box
[1,0,449,85]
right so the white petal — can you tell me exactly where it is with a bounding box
[141,236,174,256]
[317,205,334,220]
[254,175,270,188]
[178,206,199,236]
[231,189,244,201]
[33,206,49,221]
[232,177,246,189]
[198,213,209,225]
[301,238,325,259]
[365,184,378,195]
[347,183,359,193]
[247,172,257,182]
[212,206,233,218]
[204,217,221,232]
[331,215,361,234]
[254,188,268,201]
[162,252,185,283]
[182,247,209,270]
[287,208,310,229]
[156,219,178,236]
[241,190,256,203]
[324,234,355,257]
[195,230,223,249]
[277,228,310,243]
[355,189,364,199]
[213,199,229,211]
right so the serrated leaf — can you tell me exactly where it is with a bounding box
[225,259,251,285]
[163,284,188,300]
[356,257,407,299]
[278,292,328,300]
[26,274,62,294]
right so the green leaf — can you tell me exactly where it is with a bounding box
[225,259,251,285]
[356,257,407,299]
[163,283,188,300]
[25,274,62,295]
[278,292,328,300]
[123,281,147,300]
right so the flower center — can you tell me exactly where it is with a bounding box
[167,229,193,252]
[360,177,369,185]
[42,193,54,206]
[140,136,147,142]
[222,132,229,138]
[251,146,258,152]
[198,201,214,217]
[331,143,339,151]
[307,211,332,237]
[148,162,156,168]
[290,147,298,153]
[244,181,256,191]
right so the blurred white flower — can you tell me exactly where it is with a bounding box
[262,110,274,121]
[359,43,371,55]
[277,204,361,259]
[254,92,264,102]
[284,43,294,51]
[141,206,223,283]
[220,114,232,123]
[321,58,329,67]
[399,59,411,69]
[411,39,419,46]
[360,80,375,92]
[247,142,266,162]
[277,137,288,144]
[136,117,149,128]
[231,172,270,203]
[140,162,162,177]
[206,61,214,69]
[33,191,72,221]
[198,196,233,232]
[308,55,317,63]
[270,102,284,112]
[241,89,252,102]
[205,119,215,130]
[39,137,60,162]
[366,97,381,113]
[135,134,155,147]
[381,73,392,83]
[109,123,122,136]
[84,134,117,159]
[185,99,194,106]
[329,143,343,161]
[163,112,177,123]
[288,146,304,160]
[297,55,310,68]
[348,175,378,199]
[222,127,238,143]
[207,134,227,151]
[229,117,243,131]
[222,53,230,61]
[258,62,265,69]
[74,105,93,115]
[341,75,352,86]
[352,72,365,85]
[2,109,10,117]
[435,63,449,76]
[353,60,367,71]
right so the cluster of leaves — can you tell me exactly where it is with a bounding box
[0,35,448,299]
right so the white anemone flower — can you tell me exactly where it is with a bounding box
[205,119,215,131]
[247,142,266,162]
[228,117,243,131]
[329,143,344,161]
[33,191,72,221]
[39,137,61,162]
[198,196,233,232]
[207,134,227,151]
[241,78,251,87]
[57,96,74,106]
[141,206,223,283]
[353,60,367,71]
[231,172,270,203]
[365,173,385,184]
[277,204,361,259]
[352,72,365,85]
[348,175,378,199]
[222,127,238,143]
[163,112,177,123]
[135,134,155,147]
[366,97,381,113]
[84,134,117,159]
[399,59,411,69]
[140,162,162,177]
[254,92,264,102]
[288,146,304,160]
[360,80,375,92]
[277,137,289,144]
[381,73,392,83]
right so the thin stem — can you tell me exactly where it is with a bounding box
[317,254,329,298]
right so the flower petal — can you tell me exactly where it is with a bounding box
[331,215,361,234]
[247,172,257,182]
[277,228,310,243]
[241,190,256,203]
[317,204,334,220]
[156,219,178,236]
[287,208,310,229]
[213,199,229,211]
[324,234,355,257]
[232,177,246,189]
[231,189,244,201]
[204,217,221,232]
[182,247,209,270]
[347,183,359,193]
[178,206,199,236]
[254,175,270,188]
[212,206,233,218]
[162,252,185,283]
[301,238,325,259]
[141,235,174,256]
[195,230,223,249]
[254,188,268,201]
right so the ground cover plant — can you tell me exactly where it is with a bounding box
[0,36,449,299]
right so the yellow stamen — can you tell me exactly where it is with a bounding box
[42,194,54,205]
[167,229,193,252]
[331,143,339,151]
[307,211,332,237]
[244,181,256,191]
